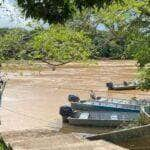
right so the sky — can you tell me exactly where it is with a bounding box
[0,0,106,31]
[0,0,49,30]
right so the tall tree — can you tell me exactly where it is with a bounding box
[66,0,149,59]
[31,25,93,63]
[95,0,150,89]
[14,0,123,24]
[0,29,31,61]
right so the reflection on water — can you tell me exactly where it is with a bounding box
[117,135,150,150]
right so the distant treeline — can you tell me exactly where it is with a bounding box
[0,27,134,62]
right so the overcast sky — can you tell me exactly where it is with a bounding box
[0,0,48,29]
[0,0,107,31]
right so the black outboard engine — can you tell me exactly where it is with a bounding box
[106,82,113,90]
[0,79,4,88]
[123,81,128,86]
[59,105,73,122]
[68,95,80,102]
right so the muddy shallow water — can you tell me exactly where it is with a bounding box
[0,60,150,134]
[118,135,150,150]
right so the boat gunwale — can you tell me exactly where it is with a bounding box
[78,100,140,107]
[68,117,137,122]
[71,101,141,112]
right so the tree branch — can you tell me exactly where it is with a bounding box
[42,59,71,71]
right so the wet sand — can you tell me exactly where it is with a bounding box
[0,60,150,133]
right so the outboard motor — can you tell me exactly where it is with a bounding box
[59,105,73,122]
[123,81,128,86]
[0,79,4,88]
[106,82,113,90]
[68,94,80,102]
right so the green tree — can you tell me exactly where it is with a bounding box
[127,7,150,90]
[0,28,45,62]
[78,0,150,89]
[12,0,123,24]
[98,0,150,89]
[0,29,30,61]
[138,65,150,90]
[31,25,93,63]
[126,9,150,67]
[66,0,149,59]
[92,0,149,59]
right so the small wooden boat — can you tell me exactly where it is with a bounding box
[106,81,138,90]
[68,111,139,127]
[71,99,140,113]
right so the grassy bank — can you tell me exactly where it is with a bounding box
[0,138,12,150]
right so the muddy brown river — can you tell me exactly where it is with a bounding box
[118,135,150,150]
[0,60,150,134]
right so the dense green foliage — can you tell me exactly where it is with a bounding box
[0,29,30,60]
[0,26,93,63]
[31,25,93,62]
[0,138,12,150]
[126,12,150,67]
[16,0,122,24]
[66,0,149,60]
[65,0,150,90]
[0,28,44,62]
[66,11,126,59]
[138,66,150,90]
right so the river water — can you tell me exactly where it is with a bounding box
[0,60,150,135]
[118,135,150,150]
